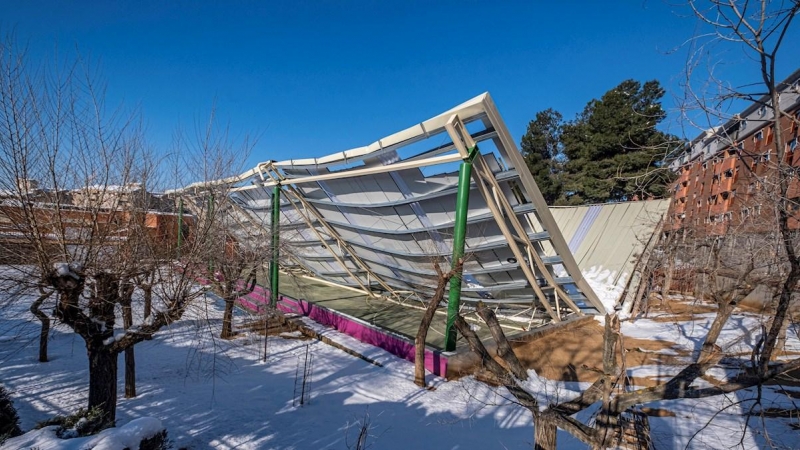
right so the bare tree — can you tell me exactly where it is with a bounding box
[414,260,461,387]
[0,36,245,427]
[678,0,800,371]
[207,233,264,340]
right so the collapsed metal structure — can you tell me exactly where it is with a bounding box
[209,93,603,350]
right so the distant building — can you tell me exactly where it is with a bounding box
[72,183,146,210]
[666,69,800,235]
[0,181,188,263]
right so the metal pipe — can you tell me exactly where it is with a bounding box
[443,157,474,351]
[270,184,281,307]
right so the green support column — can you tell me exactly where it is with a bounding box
[269,184,281,307]
[444,145,478,351]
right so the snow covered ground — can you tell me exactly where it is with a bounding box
[1,281,799,449]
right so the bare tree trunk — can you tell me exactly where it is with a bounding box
[662,257,674,297]
[476,301,527,380]
[414,261,458,387]
[660,232,676,297]
[87,343,118,427]
[221,296,235,339]
[453,315,539,410]
[700,300,734,362]
[414,294,441,387]
[594,315,621,448]
[758,260,800,371]
[124,348,136,398]
[29,290,52,363]
[142,284,152,319]
[120,281,136,398]
[534,412,557,450]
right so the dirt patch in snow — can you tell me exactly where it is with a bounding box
[511,321,684,386]
[452,319,686,387]
[644,297,718,322]
[239,318,307,338]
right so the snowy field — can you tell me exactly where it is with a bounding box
[1,280,799,449]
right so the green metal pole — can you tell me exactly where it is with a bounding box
[177,197,184,257]
[443,156,475,351]
[269,184,281,307]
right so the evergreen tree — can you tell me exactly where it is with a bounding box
[558,79,677,204]
[520,108,564,205]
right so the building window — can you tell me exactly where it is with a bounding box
[755,130,764,141]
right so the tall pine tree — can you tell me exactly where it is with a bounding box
[559,79,677,204]
[520,109,563,205]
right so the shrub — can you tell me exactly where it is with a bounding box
[0,384,22,444]
[36,406,110,438]
[139,429,172,450]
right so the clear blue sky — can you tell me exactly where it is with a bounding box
[4,1,798,170]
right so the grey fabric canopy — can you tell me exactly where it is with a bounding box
[212,93,604,323]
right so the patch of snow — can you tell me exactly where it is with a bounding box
[52,262,82,280]
[278,330,303,338]
[2,271,799,450]
[3,417,164,450]
[582,266,626,313]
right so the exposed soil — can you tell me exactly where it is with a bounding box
[239,314,384,367]
[451,318,687,387]
[239,317,304,338]
[639,407,676,417]
[645,296,718,322]
[510,320,683,386]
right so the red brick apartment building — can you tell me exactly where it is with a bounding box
[667,69,800,235]
[0,184,187,263]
